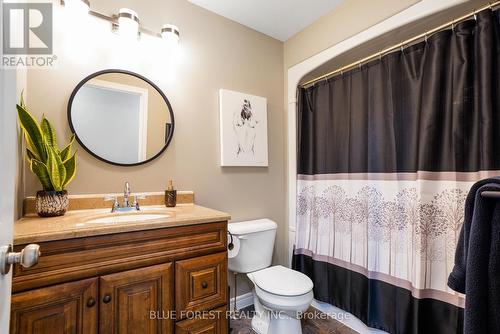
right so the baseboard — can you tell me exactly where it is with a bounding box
[229,292,254,311]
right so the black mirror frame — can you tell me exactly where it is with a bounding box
[67,69,175,167]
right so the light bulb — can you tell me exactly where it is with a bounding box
[118,8,139,41]
[161,24,180,48]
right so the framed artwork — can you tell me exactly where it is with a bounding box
[219,89,268,166]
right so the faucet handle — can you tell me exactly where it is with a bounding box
[104,195,120,211]
[133,194,146,210]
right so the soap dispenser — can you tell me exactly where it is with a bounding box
[165,180,177,207]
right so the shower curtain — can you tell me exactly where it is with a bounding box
[292,8,500,334]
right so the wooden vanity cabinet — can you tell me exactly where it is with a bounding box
[10,221,228,334]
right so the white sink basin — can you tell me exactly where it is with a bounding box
[85,213,171,224]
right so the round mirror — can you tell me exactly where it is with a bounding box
[68,70,174,166]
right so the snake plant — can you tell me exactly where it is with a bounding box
[17,94,76,192]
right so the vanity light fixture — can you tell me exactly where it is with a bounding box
[161,24,180,46]
[62,0,90,16]
[117,8,140,40]
[60,1,181,45]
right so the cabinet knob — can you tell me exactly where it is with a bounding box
[103,295,112,303]
[87,298,96,307]
[201,281,208,289]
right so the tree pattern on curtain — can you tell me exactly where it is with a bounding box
[296,180,467,293]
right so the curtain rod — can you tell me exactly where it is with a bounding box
[300,1,500,88]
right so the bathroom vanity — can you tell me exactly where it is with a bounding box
[11,195,230,334]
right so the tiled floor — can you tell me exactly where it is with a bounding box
[230,306,359,334]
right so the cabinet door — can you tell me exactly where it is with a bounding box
[99,263,174,334]
[175,252,227,318]
[10,278,98,334]
[175,306,227,334]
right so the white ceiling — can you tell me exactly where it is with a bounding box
[188,0,344,41]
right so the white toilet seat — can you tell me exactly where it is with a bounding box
[250,265,314,296]
[254,285,314,312]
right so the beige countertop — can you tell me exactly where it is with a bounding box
[14,204,231,245]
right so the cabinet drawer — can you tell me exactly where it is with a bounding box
[175,306,227,334]
[175,252,227,317]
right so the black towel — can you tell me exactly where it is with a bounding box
[448,177,500,334]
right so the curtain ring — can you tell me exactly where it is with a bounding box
[400,43,405,54]
[489,2,492,10]
[378,51,382,61]
[424,34,428,43]
[358,63,362,70]
[473,9,477,21]
[451,20,455,31]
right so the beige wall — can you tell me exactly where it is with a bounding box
[284,0,420,69]
[24,0,284,295]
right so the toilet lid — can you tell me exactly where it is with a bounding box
[252,265,313,296]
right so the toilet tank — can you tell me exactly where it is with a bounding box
[228,219,277,273]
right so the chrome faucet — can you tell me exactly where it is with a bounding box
[104,182,145,213]
[124,181,131,207]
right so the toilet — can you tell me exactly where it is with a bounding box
[228,219,314,334]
